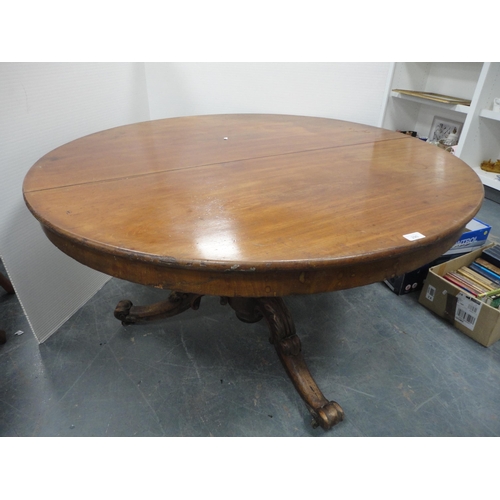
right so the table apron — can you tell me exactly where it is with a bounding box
[42,225,465,297]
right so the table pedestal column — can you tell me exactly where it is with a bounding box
[114,292,344,431]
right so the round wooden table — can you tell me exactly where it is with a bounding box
[23,114,484,430]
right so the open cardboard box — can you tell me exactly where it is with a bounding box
[418,243,500,347]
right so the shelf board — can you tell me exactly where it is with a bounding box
[471,165,500,191]
[479,109,500,122]
[391,91,470,114]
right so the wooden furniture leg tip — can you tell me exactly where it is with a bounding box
[114,300,134,325]
[309,401,344,430]
[0,330,6,345]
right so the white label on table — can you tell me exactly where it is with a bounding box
[403,232,426,241]
[455,292,482,331]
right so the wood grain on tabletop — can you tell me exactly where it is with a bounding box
[23,114,485,296]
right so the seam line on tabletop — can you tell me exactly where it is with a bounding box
[24,136,410,193]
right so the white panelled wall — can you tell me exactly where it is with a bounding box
[145,63,391,124]
[0,62,391,343]
[0,63,151,343]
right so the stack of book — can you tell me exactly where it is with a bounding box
[443,247,500,309]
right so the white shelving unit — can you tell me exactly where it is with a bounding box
[380,62,500,199]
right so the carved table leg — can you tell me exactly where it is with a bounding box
[255,297,344,430]
[114,291,203,325]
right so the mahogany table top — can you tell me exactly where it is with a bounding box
[23,114,484,297]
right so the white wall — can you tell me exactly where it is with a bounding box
[145,62,391,125]
[0,63,150,343]
[1,62,391,343]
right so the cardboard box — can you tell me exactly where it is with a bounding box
[443,218,491,255]
[418,244,500,347]
[384,218,491,295]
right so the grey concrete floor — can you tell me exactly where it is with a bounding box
[1,198,500,437]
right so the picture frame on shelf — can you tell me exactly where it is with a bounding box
[428,116,463,143]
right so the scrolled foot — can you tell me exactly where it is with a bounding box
[309,401,344,430]
[114,300,133,324]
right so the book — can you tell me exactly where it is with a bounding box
[475,257,500,279]
[457,267,498,291]
[444,273,480,296]
[469,262,500,286]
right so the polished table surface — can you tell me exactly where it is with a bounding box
[23,114,485,430]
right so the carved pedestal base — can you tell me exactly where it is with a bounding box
[114,292,344,431]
